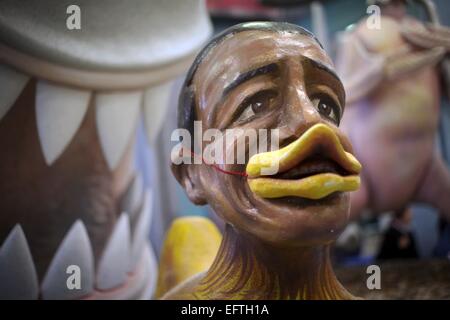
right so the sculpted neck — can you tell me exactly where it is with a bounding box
[197,224,354,300]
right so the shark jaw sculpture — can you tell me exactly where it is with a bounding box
[161,22,362,300]
[0,1,212,299]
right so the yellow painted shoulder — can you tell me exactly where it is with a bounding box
[155,216,222,298]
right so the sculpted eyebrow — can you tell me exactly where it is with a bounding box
[222,63,278,97]
[303,56,341,83]
[303,56,345,105]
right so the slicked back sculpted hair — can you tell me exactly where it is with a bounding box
[177,22,323,138]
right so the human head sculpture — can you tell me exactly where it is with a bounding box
[173,21,361,248]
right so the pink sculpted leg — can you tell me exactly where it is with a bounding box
[415,153,450,222]
[349,174,369,221]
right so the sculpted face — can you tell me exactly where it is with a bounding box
[175,26,361,247]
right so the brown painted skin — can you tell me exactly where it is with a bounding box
[0,79,135,280]
[168,29,358,299]
[337,4,450,221]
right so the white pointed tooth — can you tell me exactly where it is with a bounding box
[143,81,173,144]
[148,244,158,299]
[142,243,158,299]
[0,64,29,122]
[0,225,38,300]
[97,213,131,290]
[96,91,141,170]
[122,173,144,217]
[36,81,90,165]
[41,220,94,300]
[129,191,152,272]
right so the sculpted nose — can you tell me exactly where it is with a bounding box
[281,62,322,140]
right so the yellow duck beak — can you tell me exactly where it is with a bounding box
[246,123,362,200]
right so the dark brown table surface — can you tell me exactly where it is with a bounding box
[335,259,450,299]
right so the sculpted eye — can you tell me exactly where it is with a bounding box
[235,89,278,123]
[311,94,341,125]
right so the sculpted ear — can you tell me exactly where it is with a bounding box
[171,163,207,205]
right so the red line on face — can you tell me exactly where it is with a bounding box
[186,149,249,178]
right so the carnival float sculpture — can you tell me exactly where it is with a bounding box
[159,22,362,300]
[335,0,450,221]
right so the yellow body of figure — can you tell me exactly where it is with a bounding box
[155,216,222,298]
